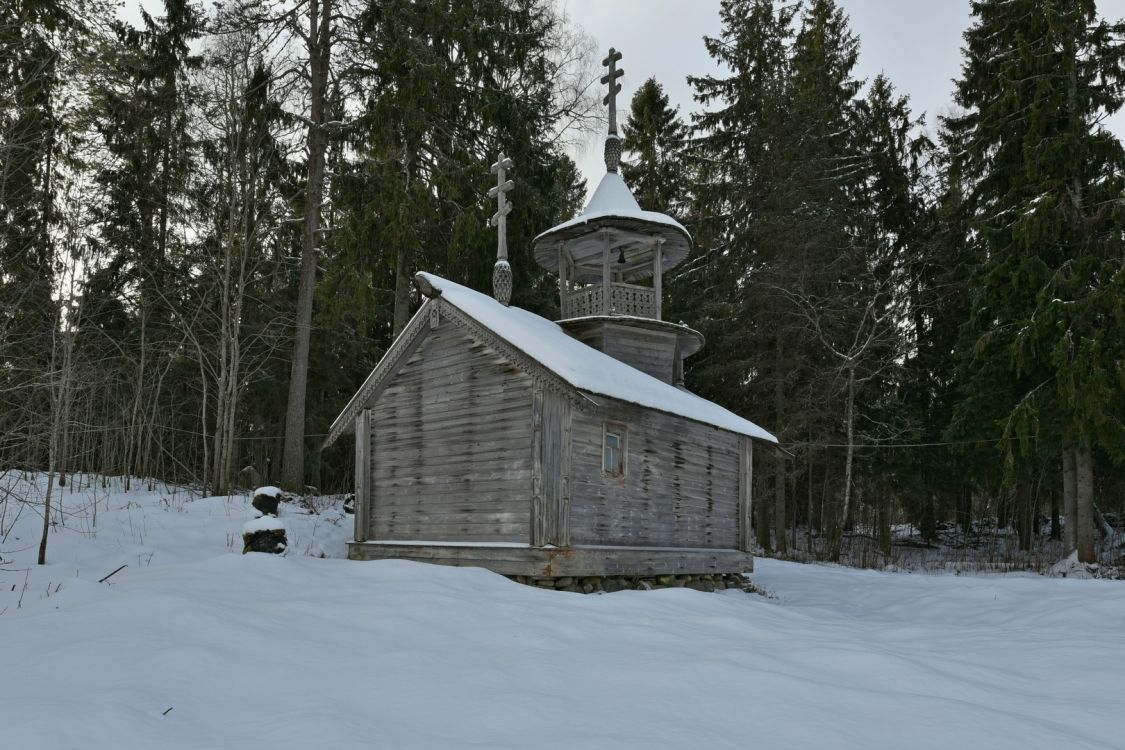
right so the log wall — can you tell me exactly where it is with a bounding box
[566,322,677,383]
[367,318,534,543]
[568,396,740,549]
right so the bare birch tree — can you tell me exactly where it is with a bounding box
[783,270,905,561]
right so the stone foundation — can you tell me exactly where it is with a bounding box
[506,572,757,594]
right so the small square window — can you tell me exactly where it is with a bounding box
[603,424,626,478]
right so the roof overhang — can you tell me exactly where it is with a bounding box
[533,217,690,281]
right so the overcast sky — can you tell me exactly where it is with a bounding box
[562,0,1125,200]
[119,0,1125,201]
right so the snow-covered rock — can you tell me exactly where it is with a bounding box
[1047,550,1099,579]
[251,486,284,516]
[242,515,287,554]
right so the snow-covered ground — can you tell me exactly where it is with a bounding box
[2,472,1123,750]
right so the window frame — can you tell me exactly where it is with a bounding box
[602,422,627,479]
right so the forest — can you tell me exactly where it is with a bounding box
[3,0,1124,568]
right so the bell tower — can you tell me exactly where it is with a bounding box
[531,48,703,388]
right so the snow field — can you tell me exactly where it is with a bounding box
[1,473,1123,749]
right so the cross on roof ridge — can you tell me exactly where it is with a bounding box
[488,153,514,306]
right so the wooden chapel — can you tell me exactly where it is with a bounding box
[323,48,777,581]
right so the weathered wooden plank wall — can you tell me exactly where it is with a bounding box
[367,319,534,542]
[738,435,753,552]
[354,409,370,542]
[600,324,676,383]
[565,322,677,384]
[568,396,740,549]
[536,388,572,546]
[531,384,545,545]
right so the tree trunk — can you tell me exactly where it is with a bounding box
[996,487,1009,532]
[1062,447,1077,553]
[212,368,228,492]
[878,492,891,557]
[774,451,786,554]
[755,450,771,552]
[125,312,147,489]
[919,492,936,543]
[1049,490,1060,541]
[213,139,237,495]
[1065,17,1094,566]
[38,464,56,566]
[773,336,786,552]
[789,469,798,551]
[222,351,239,491]
[281,0,332,493]
[756,490,772,552]
[198,351,209,497]
[39,300,75,564]
[958,484,972,536]
[805,440,815,553]
[830,364,857,561]
[1015,476,1032,552]
[1075,443,1095,564]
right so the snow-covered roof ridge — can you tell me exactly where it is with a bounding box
[533,171,690,242]
[418,273,776,443]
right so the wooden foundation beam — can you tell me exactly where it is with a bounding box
[347,542,754,577]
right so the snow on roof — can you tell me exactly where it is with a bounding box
[419,273,776,443]
[533,171,690,242]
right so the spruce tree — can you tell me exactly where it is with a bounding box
[0,0,68,445]
[312,0,585,476]
[686,0,795,417]
[346,0,583,331]
[620,77,688,217]
[849,74,954,544]
[2,0,112,461]
[686,0,797,551]
[687,0,924,556]
[947,0,1125,562]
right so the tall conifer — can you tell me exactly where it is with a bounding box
[620,77,688,217]
[947,0,1125,561]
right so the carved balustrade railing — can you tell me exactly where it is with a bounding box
[560,282,657,319]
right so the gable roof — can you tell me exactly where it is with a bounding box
[418,274,776,443]
[325,273,777,447]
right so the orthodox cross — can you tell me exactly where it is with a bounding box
[489,153,514,260]
[601,47,624,135]
[489,153,515,305]
[601,48,624,172]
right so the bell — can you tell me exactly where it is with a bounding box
[617,246,626,264]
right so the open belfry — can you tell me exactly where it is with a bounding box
[325,48,777,586]
[532,47,699,390]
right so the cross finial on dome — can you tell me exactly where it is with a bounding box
[488,153,515,306]
[601,47,624,173]
[601,47,624,134]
